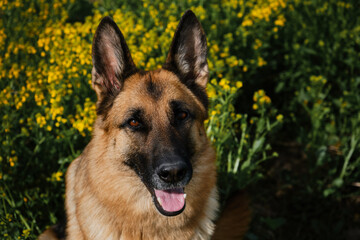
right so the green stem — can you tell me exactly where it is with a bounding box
[233,123,246,173]
[340,134,358,179]
[65,134,76,157]
[2,197,7,215]
[15,210,31,230]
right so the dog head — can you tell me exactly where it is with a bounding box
[90,10,211,217]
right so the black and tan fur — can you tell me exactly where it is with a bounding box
[40,10,250,240]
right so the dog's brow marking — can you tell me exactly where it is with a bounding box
[146,74,162,100]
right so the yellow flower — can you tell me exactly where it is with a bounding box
[236,81,243,88]
[22,229,31,237]
[9,159,15,167]
[258,56,267,67]
[258,89,265,96]
[242,19,253,27]
[259,96,266,104]
[219,78,229,87]
[52,171,63,182]
[259,96,271,104]
[223,84,230,91]
[274,15,286,27]
[252,104,258,110]
[276,114,284,122]
[254,39,262,50]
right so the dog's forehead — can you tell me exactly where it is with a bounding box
[121,70,193,104]
[110,69,207,122]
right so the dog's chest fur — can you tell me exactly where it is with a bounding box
[65,154,218,240]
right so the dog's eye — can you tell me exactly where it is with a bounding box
[176,111,188,121]
[128,119,140,128]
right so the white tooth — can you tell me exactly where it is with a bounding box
[184,194,187,199]
[157,197,162,206]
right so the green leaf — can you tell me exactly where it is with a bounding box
[252,138,265,153]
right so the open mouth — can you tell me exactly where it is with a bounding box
[152,188,186,216]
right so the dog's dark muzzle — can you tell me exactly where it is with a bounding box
[150,154,192,216]
[157,161,188,184]
[154,154,192,188]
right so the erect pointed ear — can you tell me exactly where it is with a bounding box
[163,10,209,90]
[92,16,137,103]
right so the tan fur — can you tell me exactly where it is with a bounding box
[65,70,219,240]
[38,229,58,240]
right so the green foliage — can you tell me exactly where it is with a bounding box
[207,86,282,203]
[0,0,359,239]
[274,0,360,199]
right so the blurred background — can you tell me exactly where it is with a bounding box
[0,0,359,239]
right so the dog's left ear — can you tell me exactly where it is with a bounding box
[163,10,209,94]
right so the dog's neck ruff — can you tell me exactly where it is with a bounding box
[191,187,219,240]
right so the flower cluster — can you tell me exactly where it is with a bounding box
[252,89,271,110]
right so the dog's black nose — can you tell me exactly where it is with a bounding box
[157,162,187,183]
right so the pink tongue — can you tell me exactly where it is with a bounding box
[154,188,185,212]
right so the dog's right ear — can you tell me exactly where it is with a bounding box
[92,16,137,102]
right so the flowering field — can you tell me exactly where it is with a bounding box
[1,0,359,239]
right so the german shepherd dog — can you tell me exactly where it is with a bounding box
[40,10,250,240]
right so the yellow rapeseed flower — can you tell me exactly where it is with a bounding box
[259,96,266,104]
[22,229,31,237]
[274,15,286,27]
[258,89,265,96]
[242,19,253,27]
[258,56,267,67]
[9,157,15,167]
[236,81,243,88]
[52,171,63,182]
[259,96,271,104]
